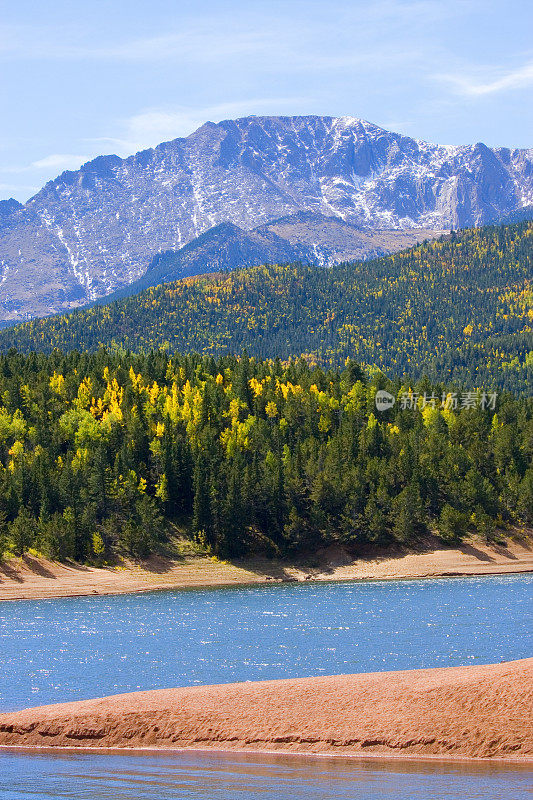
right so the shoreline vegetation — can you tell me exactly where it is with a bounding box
[1,659,531,761]
[1,534,531,601]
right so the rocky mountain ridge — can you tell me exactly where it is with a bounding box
[0,114,531,323]
[100,212,442,304]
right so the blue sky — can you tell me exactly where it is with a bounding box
[1,0,532,202]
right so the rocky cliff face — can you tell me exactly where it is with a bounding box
[0,115,531,322]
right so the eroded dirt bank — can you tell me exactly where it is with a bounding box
[1,659,531,761]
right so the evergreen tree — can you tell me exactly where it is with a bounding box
[10,507,36,556]
[0,510,8,560]
[192,450,214,550]
[438,504,469,543]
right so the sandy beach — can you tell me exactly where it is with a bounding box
[0,659,531,761]
[0,535,531,602]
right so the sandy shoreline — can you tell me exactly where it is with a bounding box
[2,743,532,767]
[0,536,531,602]
[0,536,533,601]
[1,659,531,761]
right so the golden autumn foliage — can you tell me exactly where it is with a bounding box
[0,221,531,394]
[0,348,530,563]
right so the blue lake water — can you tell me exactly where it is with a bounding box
[0,574,531,798]
[1,749,532,800]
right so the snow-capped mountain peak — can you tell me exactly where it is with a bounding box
[0,114,531,322]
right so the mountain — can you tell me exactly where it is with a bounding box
[100,213,441,304]
[2,220,531,393]
[99,220,303,304]
[0,115,531,323]
[496,204,533,225]
[0,199,23,220]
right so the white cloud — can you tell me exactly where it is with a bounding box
[96,30,265,62]
[1,154,91,174]
[436,61,533,97]
[0,3,457,69]
[86,98,310,157]
[374,119,412,135]
[0,182,39,197]
[124,110,205,146]
[0,23,276,64]
[31,153,90,171]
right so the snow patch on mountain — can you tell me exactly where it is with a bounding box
[0,115,531,322]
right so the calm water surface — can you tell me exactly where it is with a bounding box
[0,574,531,798]
[1,750,532,800]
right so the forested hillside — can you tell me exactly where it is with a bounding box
[0,349,531,564]
[1,221,531,392]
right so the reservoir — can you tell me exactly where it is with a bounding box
[0,573,531,798]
